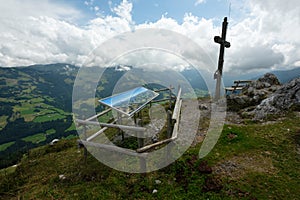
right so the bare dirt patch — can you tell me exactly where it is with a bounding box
[213,152,277,179]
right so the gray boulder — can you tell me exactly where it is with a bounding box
[227,73,281,111]
[256,73,281,88]
[243,73,281,93]
[254,77,300,120]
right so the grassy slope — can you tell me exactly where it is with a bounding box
[0,113,299,199]
[0,142,15,152]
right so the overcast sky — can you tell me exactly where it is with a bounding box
[0,0,299,75]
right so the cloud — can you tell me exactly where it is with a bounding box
[0,0,134,67]
[113,49,190,72]
[0,15,92,66]
[195,0,206,6]
[111,0,133,23]
[0,0,81,22]
[224,0,300,74]
[229,45,284,72]
[136,14,219,71]
[84,0,94,6]
[0,0,299,77]
[0,0,84,66]
[294,60,300,67]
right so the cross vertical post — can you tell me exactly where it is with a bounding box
[214,17,230,100]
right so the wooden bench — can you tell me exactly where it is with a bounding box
[225,80,253,95]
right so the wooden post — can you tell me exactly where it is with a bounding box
[167,110,172,138]
[121,130,124,141]
[134,113,137,124]
[117,113,124,141]
[139,110,143,127]
[166,109,172,163]
[83,125,88,162]
[172,87,182,121]
[169,85,172,110]
[137,119,144,148]
[138,111,146,172]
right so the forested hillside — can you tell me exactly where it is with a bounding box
[0,64,79,168]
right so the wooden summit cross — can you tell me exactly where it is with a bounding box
[214,17,230,100]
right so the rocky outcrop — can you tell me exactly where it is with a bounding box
[256,73,281,88]
[227,73,300,120]
[227,73,281,111]
[253,77,300,120]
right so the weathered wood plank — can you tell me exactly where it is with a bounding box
[225,87,243,91]
[136,138,174,153]
[86,127,108,142]
[233,80,253,84]
[151,98,173,104]
[171,99,182,139]
[154,87,174,92]
[80,140,148,158]
[76,119,146,132]
[172,88,182,120]
[85,108,112,121]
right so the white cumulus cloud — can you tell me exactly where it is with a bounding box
[111,0,133,23]
[0,0,299,77]
[195,0,206,6]
[225,0,300,74]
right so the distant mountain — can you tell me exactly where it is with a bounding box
[180,68,208,91]
[272,67,300,84]
[223,67,300,86]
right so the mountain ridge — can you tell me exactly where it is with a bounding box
[224,67,300,86]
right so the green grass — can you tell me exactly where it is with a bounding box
[0,115,8,130]
[0,165,17,176]
[63,135,78,140]
[204,112,300,199]
[13,102,36,121]
[46,129,56,135]
[13,99,68,122]
[20,108,35,115]
[98,111,113,123]
[1,113,299,199]
[22,85,36,94]
[5,78,18,86]
[0,142,15,152]
[22,133,46,144]
[33,113,65,123]
[29,97,44,103]
[65,123,76,132]
[0,140,213,199]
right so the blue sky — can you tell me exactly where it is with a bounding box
[72,0,231,24]
[0,0,299,76]
[51,0,242,26]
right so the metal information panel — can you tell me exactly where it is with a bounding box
[98,87,159,116]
